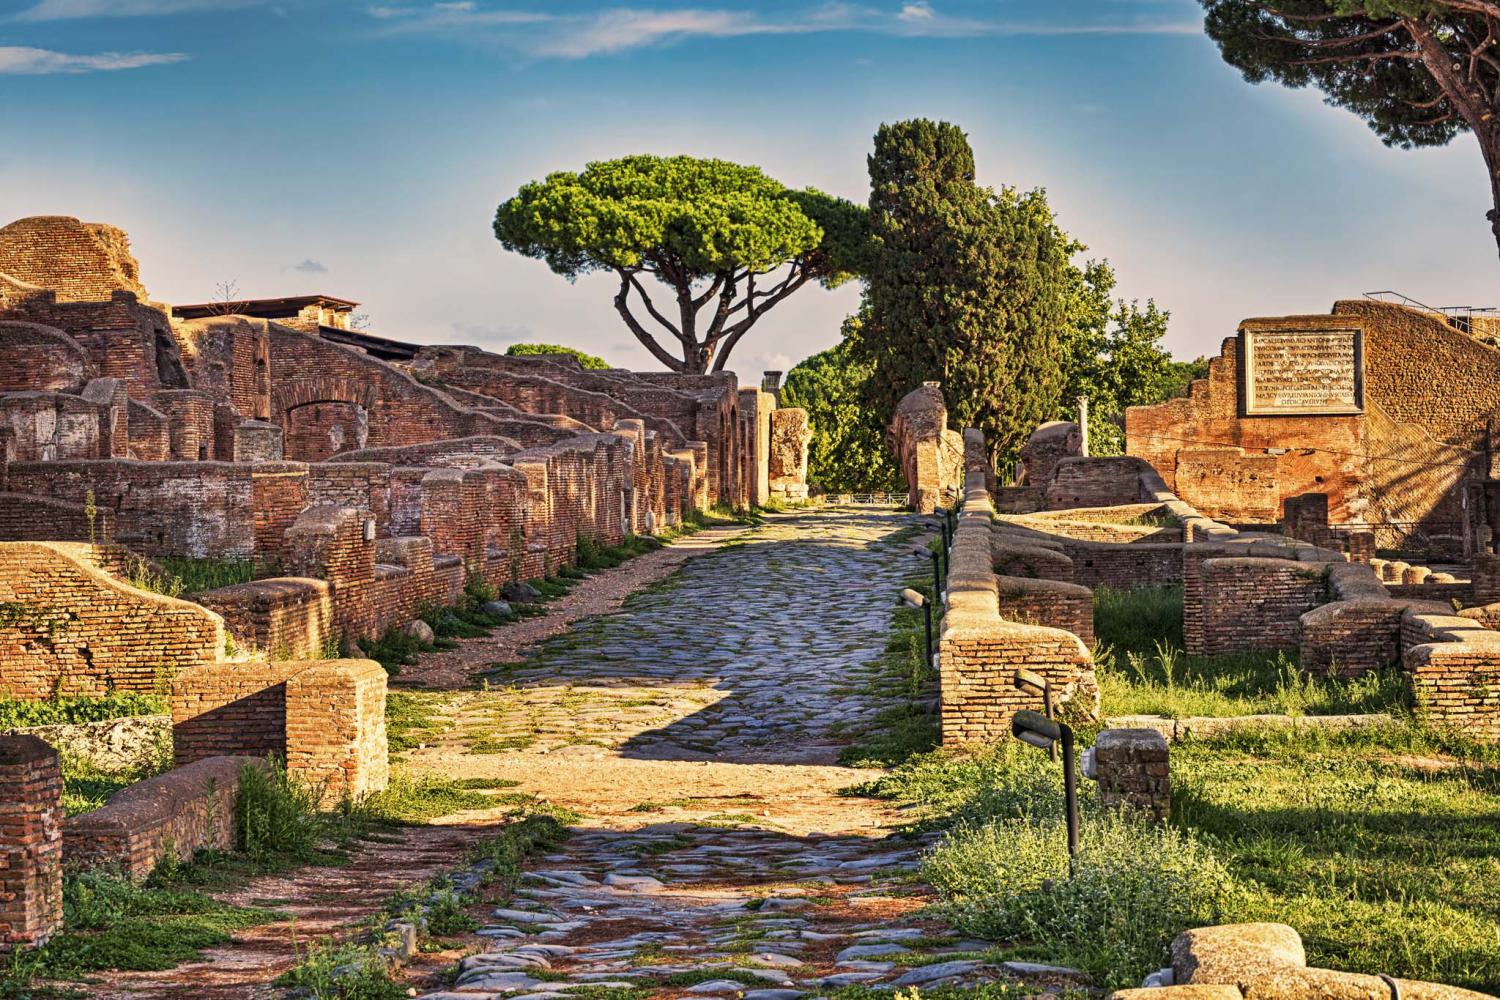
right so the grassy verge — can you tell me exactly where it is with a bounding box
[851,584,1500,993]
[6,758,386,997]
[836,535,943,768]
[1093,585,1408,718]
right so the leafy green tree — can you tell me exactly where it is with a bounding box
[1056,260,1183,454]
[781,310,902,493]
[504,342,611,369]
[1200,0,1500,259]
[494,155,865,374]
[855,119,1076,466]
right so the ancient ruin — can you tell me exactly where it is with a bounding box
[4,217,1500,999]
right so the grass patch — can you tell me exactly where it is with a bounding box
[1093,585,1408,719]
[861,584,1500,993]
[358,772,499,823]
[0,692,166,728]
[386,691,454,753]
[837,543,942,768]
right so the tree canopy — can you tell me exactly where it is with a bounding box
[781,310,902,493]
[504,342,611,370]
[1201,0,1500,259]
[494,155,866,374]
[1057,260,1186,454]
[853,119,1077,466]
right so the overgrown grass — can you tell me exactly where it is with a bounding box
[1093,585,1408,718]
[158,556,260,594]
[837,538,943,768]
[858,582,1500,993]
[1172,724,1500,992]
[0,692,165,728]
[385,691,453,753]
[59,726,173,816]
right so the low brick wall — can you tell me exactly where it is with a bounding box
[172,658,389,802]
[991,537,1074,582]
[940,440,1098,745]
[0,735,62,954]
[996,576,1094,648]
[0,540,223,697]
[1067,541,1184,591]
[1044,456,1155,510]
[1093,727,1169,821]
[1200,557,1329,656]
[1401,608,1500,740]
[64,755,262,882]
[195,577,333,660]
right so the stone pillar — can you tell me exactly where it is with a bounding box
[760,371,782,406]
[1093,728,1170,821]
[1076,396,1090,458]
[0,736,63,953]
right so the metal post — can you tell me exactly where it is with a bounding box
[1061,722,1079,866]
[929,549,942,605]
[922,600,933,670]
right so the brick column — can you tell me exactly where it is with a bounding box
[1473,553,1500,607]
[0,736,63,953]
[1093,728,1170,821]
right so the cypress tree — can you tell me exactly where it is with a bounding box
[855,119,1075,466]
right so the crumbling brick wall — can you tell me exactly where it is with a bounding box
[4,460,256,559]
[172,658,388,802]
[890,383,964,514]
[996,576,1095,648]
[64,755,260,882]
[940,454,1098,744]
[1044,456,1153,510]
[1094,728,1170,821]
[0,541,223,697]
[195,578,333,660]
[0,735,62,954]
[283,505,376,644]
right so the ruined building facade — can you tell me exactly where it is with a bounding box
[1126,300,1500,555]
[0,215,802,686]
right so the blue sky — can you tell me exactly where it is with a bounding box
[0,0,1494,380]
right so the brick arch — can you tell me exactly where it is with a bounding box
[272,376,380,422]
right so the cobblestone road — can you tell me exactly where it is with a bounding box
[401,508,1088,998]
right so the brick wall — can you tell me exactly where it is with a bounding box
[172,658,388,803]
[283,505,376,644]
[64,755,259,882]
[1404,639,1500,740]
[991,538,1074,582]
[0,541,223,697]
[0,492,115,545]
[4,460,256,559]
[996,576,1095,647]
[1199,557,1329,655]
[0,735,62,953]
[0,321,92,392]
[1066,542,1184,591]
[939,454,1098,745]
[195,577,333,660]
[0,390,106,461]
[1043,456,1152,510]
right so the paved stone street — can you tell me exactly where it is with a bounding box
[455,507,919,764]
[401,508,1086,998]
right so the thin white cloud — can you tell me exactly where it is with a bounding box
[14,0,262,19]
[367,2,1201,59]
[0,45,188,73]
